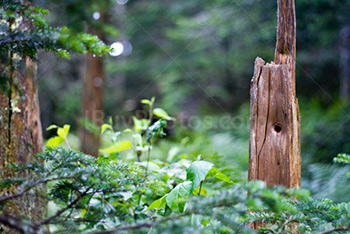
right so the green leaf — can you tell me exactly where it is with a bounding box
[46,124,58,131]
[141,99,151,105]
[46,136,64,147]
[151,96,156,103]
[207,167,234,184]
[334,153,350,164]
[133,133,143,146]
[193,187,208,196]
[166,181,192,212]
[100,141,132,154]
[153,108,173,120]
[133,116,150,131]
[186,161,214,193]
[57,124,70,139]
[81,208,87,218]
[146,119,167,143]
[101,124,113,134]
[138,161,160,171]
[146,194,168,211]
[201,219,210,226]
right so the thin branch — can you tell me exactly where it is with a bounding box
[0,213,50,234]
[88,213,189,234]
[99,194,116,212]
[0,176,74,203]
[36,186,92,227]
[61,131,72,150]
[317,227,349,234]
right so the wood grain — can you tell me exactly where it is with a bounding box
[249,58,300,187]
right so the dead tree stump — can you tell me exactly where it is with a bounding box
[248,0,301,188]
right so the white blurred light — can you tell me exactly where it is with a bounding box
[117,0,128,5]
[109,42,124,57]
[92,12,100,20]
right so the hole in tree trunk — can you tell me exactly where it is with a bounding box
[274,123,282,133]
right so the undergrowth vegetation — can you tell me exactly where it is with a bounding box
[1,99,350,233]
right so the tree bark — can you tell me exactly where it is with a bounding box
[79,7,110,157]
[248,0,300,188]
[80,52,105,157]
[0,57,45,233]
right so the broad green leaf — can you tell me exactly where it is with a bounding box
[193,187,208,196]
[133,116,150,131]
[119,191,134,201]
[46,124,58,131]
[133,134,143,146]
[46,136,64,147]
[207,167,234,184]
[166,181,192,212]
[100,140,132,153]
[146,194,168,211]
[101,124,113,134]
[153,108,173,120]
[186,161,214,193]
[81,209,87,218]
[138,161,160,171]
[57,124,70,139]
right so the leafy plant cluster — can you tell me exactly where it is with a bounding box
[0,0,110,60]
[1,148,350,234]
[1,99,350,233]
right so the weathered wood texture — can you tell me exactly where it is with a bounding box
[248,0,300,188]
[274,0,296,95]
[249,58,300,187]
[0,58,45,233]
[274,0,296,65]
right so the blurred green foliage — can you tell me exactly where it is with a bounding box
[4,0,350,232]
[30,0,350,207]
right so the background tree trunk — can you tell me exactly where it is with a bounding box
[340,25,350,100]
[80,52,105,157]
[80,7,110,157]
[0,57,45,233]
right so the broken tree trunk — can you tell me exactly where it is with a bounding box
[248,0,301,188]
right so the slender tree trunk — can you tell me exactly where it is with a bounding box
[340,25,350,100]
[0,56,45,233]
[80,6,110,157]
[80,52,105,156]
